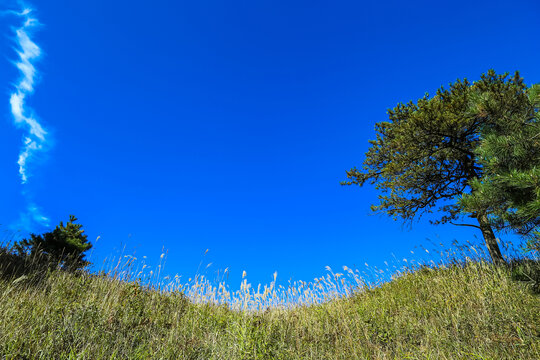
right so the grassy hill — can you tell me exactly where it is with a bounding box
[0,254,539,359]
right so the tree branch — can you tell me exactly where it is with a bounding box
[450,221,481,230]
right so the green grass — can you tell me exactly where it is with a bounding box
[0,254,538,359]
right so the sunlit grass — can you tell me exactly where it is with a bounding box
[0,239,538,359]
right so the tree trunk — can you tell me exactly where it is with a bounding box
[476,212,506,265]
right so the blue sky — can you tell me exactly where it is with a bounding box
[1,0,539,287]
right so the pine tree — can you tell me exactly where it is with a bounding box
[343,70,534,265]
[461,84,540,253]
[14,215,92,270]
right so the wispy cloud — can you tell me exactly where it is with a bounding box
[5,2,51,230]
[12,200,50,232]
[9,5,48,184]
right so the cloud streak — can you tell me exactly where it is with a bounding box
[10,5,47,184]
[7,3,50,229]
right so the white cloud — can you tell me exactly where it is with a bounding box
[28,202,50,227]
[9,7,48,183]
[10,92,46,140]
[6,3,51,232]
[10,202,50,234]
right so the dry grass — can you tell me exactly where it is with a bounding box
[0,243,538,359]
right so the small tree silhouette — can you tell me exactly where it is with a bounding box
[14,215,92,271]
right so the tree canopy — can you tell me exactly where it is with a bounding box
[461,84,540,253]
[15,215,92,270]
[343,70,538,264]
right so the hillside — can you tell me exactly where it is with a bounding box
[0,258,538,359]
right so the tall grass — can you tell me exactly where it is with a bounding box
[0,239,538,359]
[89,238,537,311]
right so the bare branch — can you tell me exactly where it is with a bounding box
[450,221,481,230]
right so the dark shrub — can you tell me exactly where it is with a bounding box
[13,215,92,272]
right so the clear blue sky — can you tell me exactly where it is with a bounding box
[1,0,539,287]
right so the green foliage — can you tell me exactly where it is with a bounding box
[524,233,540,255]
[509,259,540,293]
[343,70,534,264]
[14,215,92,271]
[343,70,529,225]
[461,83,540,241]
